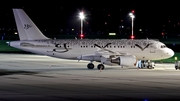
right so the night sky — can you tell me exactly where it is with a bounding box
[0,0,180,39]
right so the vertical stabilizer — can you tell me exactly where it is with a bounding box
[13,9,49,40]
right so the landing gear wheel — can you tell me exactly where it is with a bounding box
[87,63,94,69]
[97,64,105,70]
[175,66,178,70]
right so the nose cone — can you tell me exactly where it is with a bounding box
[166,48,174,58]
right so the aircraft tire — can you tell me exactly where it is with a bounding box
[87,63,94,69]
[97,64,105,70]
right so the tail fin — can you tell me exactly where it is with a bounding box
[13,9,49,40]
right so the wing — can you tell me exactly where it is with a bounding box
[77,46,137,67]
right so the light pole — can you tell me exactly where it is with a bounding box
[79,12,85,39]
[129,12,135,39]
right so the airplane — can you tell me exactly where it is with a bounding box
[7,8,174,70]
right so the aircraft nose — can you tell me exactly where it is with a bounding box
[167,48,174,57]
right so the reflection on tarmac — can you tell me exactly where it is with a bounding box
[0,53,180,101]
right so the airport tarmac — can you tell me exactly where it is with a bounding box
[0,53,180,101]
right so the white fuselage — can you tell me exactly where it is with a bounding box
[9,39,174,61]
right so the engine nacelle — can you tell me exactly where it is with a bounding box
[111,55,137,66]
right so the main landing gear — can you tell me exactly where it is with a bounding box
[87,63,105,70]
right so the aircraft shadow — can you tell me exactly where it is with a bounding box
[0,69,38,76]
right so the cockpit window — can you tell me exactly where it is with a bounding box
[161,45,167,48]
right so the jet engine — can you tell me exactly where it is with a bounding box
[111,55,137,66]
